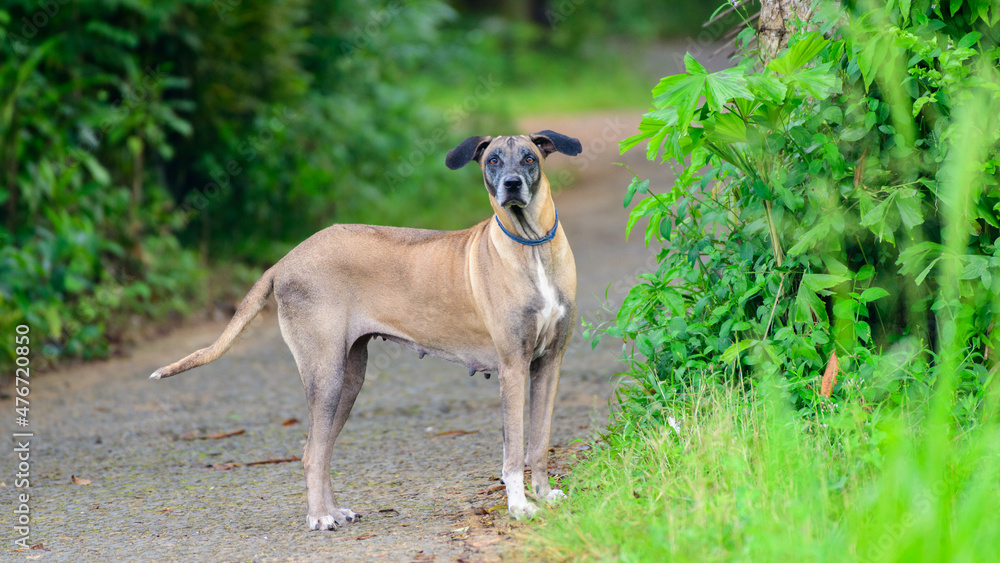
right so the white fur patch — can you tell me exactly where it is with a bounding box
[533,260,565,359]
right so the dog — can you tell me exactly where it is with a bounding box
[150,130,581,530]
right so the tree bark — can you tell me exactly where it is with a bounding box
[758,0,814,62]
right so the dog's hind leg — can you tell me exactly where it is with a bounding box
[291,334,369,531]
[276,282,369,531]
[323,336,369,524]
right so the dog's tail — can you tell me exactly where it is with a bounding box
[149,267,276,380]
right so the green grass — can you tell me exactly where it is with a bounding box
[524,382,1000,562]
[424,48,654,117]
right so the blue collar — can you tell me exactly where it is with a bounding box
[494,208,559,246]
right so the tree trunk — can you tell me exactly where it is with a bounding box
[758,0,814,62]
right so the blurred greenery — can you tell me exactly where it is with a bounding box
[0,0,712,371]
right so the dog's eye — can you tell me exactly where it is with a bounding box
[488,157,499,165]
[525,156,535,164]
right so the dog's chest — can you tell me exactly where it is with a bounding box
[532,260,566,358]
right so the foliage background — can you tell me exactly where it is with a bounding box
[0,0,714,371]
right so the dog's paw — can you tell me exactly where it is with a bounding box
[508,500,539,520]
[338,507,361,523]
[544,488,567,503]
[307,514,340,531]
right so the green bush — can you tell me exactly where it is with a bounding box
[0,0,508,370]
[594,0,1000,424]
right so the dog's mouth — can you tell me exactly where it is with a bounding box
[500,197,528,209]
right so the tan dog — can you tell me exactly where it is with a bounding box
[150,130,581,530]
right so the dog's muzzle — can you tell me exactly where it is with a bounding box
[498,176,528,208]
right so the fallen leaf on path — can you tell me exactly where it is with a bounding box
[281,418,300,426]
[181,429,246,440]
[467,537,501,548]
[30,543,48,551]
[205,429,246,440]
[243,455,300,466]
[433,430,478,437]
[71,475,91,485]
[477,484,504,495]
[354,534,376,540]
[205,456,300,470]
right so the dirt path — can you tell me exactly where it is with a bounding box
[1,111,669,561]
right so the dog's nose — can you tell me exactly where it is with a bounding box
[503,177,522,189]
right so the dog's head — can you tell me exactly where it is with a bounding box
[445,131,582,209]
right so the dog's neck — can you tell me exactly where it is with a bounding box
[491,174,557,242]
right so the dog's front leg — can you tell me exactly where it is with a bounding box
[527,355,566,503]
[499,360,537,519]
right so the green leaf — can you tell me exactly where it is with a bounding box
[81,154,111,186]
[960,256,990,280]
[703,68,754,111]
[44,307,63,340]
[895,191,923,232]
[957,31,982,49]
[915,258,942,285]
[860,193,897,244]
[795,283,828,323]
[722,339,758,364]
[859,287,890,303]
[620,112,671,154]
[653,72,706,133]
[704,112,747,144]
[855,320,872,343]
[624,178,649,207]
[857,40,879,91]
[767,32,829,75]
[900,0,912,23]
[683,52,709,75]
[626,196,662,240]
[787,221,831,255]
[747,74,787,102]
[784,63,840,99]
[801,273,849,295]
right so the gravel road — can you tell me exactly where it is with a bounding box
[1,112,668,562]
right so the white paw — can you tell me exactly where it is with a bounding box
[509,500,539,520]
[338,507,361,522]
[307,514,339,531]
[544,488,567,503]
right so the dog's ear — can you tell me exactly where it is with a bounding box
[530,130,582,157]
[446,136,493,170]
